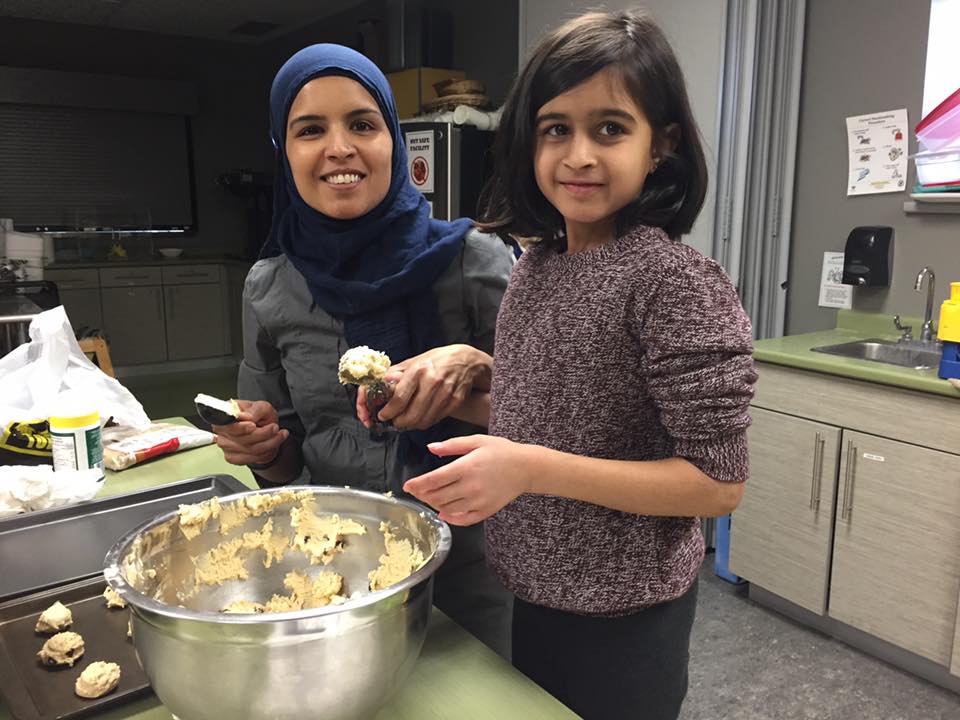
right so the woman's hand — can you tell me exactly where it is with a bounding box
[356,344,493,430]
[402,435,536,526]
[212,400,289,466]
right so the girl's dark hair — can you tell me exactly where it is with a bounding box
[478,9,708,242]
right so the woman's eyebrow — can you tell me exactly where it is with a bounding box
[288,107,381,129]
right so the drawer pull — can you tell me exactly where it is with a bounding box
[809,432,824,510]
[841,441,857,521]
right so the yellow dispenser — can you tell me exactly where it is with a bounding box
[938,282,960,342]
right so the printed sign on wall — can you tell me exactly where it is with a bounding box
[405,131,435,194]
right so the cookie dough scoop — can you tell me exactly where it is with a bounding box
[338,346,394,433]
[194,393,241,426]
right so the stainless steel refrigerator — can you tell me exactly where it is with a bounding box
[399,122,495,221]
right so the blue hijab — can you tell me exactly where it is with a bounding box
[266,43,473,365]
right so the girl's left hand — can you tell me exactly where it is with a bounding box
[403,435,536,526]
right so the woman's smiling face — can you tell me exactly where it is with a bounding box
[285,75,393,220]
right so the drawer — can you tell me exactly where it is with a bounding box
[99,267,163,287]
[44,268,100,290]
[162,265,221,285]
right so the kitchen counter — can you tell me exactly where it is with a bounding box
[45,257,251,270]
[754,310,958,398]
[0,419,576,720]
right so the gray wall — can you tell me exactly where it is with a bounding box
[519,0,726,257]
[787,0,960,334]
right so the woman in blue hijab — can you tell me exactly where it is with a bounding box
[212,44,514,657]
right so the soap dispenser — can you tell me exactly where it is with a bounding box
[937,282,960,379]
[841,226,893,287]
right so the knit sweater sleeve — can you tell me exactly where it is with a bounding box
[635,252,757,483]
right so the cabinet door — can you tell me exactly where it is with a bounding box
[100,286,166,366]
[165,284,225,361]
[829,431,960,665]
[58,288,102,334]
[729,407,841,614]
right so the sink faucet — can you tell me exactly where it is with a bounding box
[915,266,936,343]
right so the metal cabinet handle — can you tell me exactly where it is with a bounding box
[809,431,824,510]
[841,440,857,521]
[168,287,176,322]
[156,290,163,322]
[115,275,151,280]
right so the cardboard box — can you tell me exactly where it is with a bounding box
[387,67,465,119]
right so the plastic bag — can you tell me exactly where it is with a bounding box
[102,423,214,471]
[0,465,103,518]
[0,307,150,464]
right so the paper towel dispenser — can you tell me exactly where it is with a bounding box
[842,226,893,287]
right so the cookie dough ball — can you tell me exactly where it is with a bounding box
[75,661,121,699]
[37,631,85,667]
[103,587,127,609]
[35,601,72,633]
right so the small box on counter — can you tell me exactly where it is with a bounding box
[387,67,465,118]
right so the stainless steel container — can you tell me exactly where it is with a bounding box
[103,486,451,720]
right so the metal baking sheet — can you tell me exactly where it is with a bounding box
[0,474,248,602]
[0,577,150,720]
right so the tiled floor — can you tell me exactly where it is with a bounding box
[681,559,960,720]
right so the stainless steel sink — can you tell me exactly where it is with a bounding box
[811,338,941,370]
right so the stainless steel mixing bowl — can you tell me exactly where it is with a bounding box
[103,486,451,720]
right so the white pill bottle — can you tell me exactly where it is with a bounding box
[49,401,104,478]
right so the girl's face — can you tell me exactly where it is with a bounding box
[285,76,393,220]
[534,68,664,239]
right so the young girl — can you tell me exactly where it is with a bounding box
[403,10,756,719]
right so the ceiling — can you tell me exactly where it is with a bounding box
[0,0,367,44]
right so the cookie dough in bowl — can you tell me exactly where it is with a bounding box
[103,485,451,720]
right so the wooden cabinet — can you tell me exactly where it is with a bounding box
[45,268,102,333]
[829,431,960,665]
[57,288,102,334]
[164,284,224,360]
[728,408,840,614]
[100,286,167,365]
[731,361,960,679]
[46,262,241,367]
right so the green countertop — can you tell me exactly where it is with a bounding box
[0,420,577,720]
[754,311,960,399]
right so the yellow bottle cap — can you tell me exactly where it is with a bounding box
[938,282,960,343]
[49,411,99,429]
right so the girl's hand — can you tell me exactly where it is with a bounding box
[212,399,289,466]
[403,435,536,526]
[356,345,492,430]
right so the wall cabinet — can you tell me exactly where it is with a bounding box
[730,362,960,680]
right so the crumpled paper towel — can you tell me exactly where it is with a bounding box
[0,465,103,518]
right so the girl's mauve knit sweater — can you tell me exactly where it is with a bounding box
[486,225,757,616]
